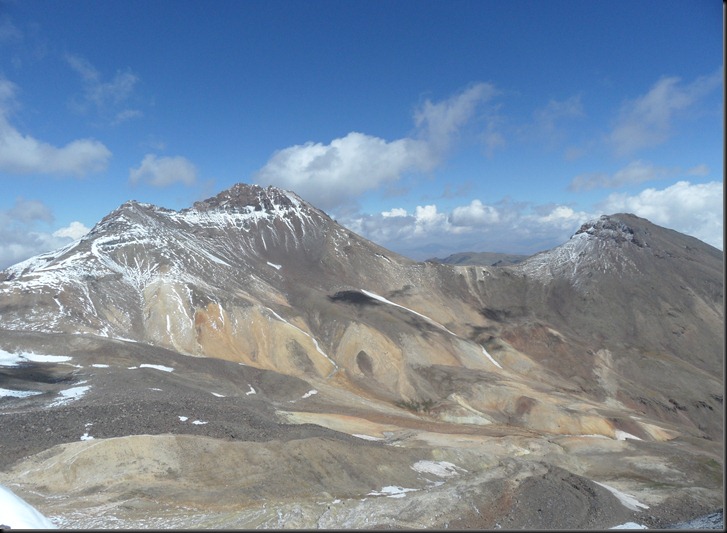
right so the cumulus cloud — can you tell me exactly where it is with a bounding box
[129,154,198,187]
[255,83,498,210]
[609,68,722,156]
[382,207,408,218]
[52,221,90,240]
[348,179,723,260]
[339,199,592,260]
[599,180,723,249]
[0,77,111,177]
[451,199,500,226]
[65,53,142,123]
[530,205,588,230]
[0,127,111,176]
[413,204,450,236]
[569,160,671,191]
[0,199,89,269]
[255,132,433,210]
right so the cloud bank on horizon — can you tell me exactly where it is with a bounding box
[0,1,722,267]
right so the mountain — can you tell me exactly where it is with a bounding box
[427,251,529,266]
[0,184,723,529]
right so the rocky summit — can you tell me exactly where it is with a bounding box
[0,183,723,529]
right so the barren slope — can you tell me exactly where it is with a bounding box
[0,186,722,528]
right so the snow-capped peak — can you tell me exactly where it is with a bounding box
[190,183,311,215]
[573,214,646,248]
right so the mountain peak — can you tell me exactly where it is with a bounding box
[574,213,647,248]
[190,183,306,214]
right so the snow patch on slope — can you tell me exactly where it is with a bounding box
[614,430,642,441]
[0,484,57,529]
[481,346,502,369]
[367,485,419,498]
[0,349,72,367]
[593,481,649,511]
[411,460,467,478]
[138,364,174,372]
[266,307,339,378]
[0,388,43,398]
[360,289,456,335]
[48,382,90,407]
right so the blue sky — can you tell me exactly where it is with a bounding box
[0,0,723,267]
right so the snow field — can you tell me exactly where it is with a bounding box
[0,484,57,529]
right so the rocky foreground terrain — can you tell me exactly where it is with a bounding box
[0,184,723,528]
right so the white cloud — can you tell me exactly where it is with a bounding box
[338,199,592,260]
[255,132,433,210]
[342,180,723,260]
[569,160,670,191]
[129,154,198,187]
[0,76,111,177]
[53,221,90,240]
[531,205,587,230]
[0,199,88,269]
[609,68,722,156]
[255,83,498,209]
[382,207,408,218]
[414,82,498,153]
[0,120,111,176]
[599,180,723,249]
[413,204,449,236]
[451,199,500,226]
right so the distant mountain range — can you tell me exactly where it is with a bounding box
[427,251,529,266]
[0,183,722,529]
